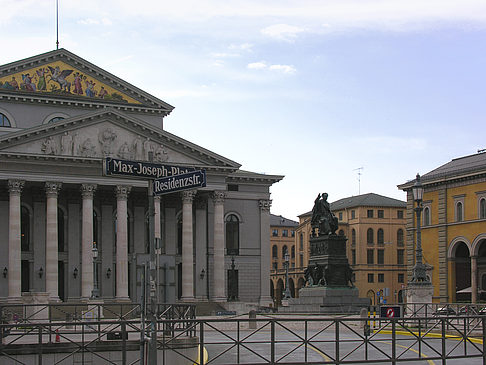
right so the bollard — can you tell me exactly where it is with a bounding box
[249,310,257,329]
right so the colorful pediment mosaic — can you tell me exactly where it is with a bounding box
[0,61,140,104]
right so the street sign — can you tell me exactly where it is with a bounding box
[104,157,195,179]
[380,306,401,318]
[154,170,206,195]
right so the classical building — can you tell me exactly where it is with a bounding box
[269,214,299,306]
[296,193,407,305]
[398,152,486,303]
[0,49,282,305]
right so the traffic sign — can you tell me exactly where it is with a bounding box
[380,306,401,318]
[154,170,206,195]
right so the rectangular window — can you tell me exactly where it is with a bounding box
[228,184,239,191]
[377,249,385,264]
[368,273,374,283]
[378,210,384,218]
[367,210,374,218]
[282,229,288,237]
[378,273,385,283]
[339,212,343,221]
[351,210,356,219]
[397,249,404,265]
[398,273,404,283]
[273,262,278,271]
[352,249,356,265]
[367,249,374,265]
[300,254,304,268]
[291,230,295,237]
[272,229,278,237]
[397,210,404,219]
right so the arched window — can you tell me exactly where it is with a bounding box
[423,206,430,226]
[226,214,239,255]
[299,233,303,250]
[291,245,295,258]
[272,245,278,258]
[456,202,463,222]
[351,229,356,246]
[0,113,11,127]
[377,228,384,245]
[480,198,486,219]
[397,229,404,246]
[282,245,288,258]
[48,117,65,124]
[367,228,374,244]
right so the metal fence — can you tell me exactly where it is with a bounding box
[1,309,486,364]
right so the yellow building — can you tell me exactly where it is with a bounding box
[398,152,486,303]
[269,214,300,306]
[296,193,407,305]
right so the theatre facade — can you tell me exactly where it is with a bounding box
[0,49,281,305]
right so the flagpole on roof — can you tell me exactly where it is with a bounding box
[56,0,59,50]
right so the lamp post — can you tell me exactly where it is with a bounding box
[91,244,100,298]
[410,173,430,284]
[284,252,291,299]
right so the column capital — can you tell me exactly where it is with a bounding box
[211,191,226,205]
[45,181,62,197]
[115,185,131,200]
[259,199,272,212]
[8,179,25,195]
[181,190,197,204]
[81,183,97,199]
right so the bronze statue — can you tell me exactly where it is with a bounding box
[311,193,338,235]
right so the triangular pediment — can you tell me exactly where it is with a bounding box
[0,49,173,115]
[0,109,240,170]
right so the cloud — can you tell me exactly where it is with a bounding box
[261,24,305,41]
[77,17,112,26]
[269,64,297,74]
[248,61,296,74]
[247,61,267,70]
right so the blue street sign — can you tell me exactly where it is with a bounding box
[154,170,206,195]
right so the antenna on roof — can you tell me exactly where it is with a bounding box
[56,0,59,50]
[353,167,363,195]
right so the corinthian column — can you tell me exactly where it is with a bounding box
[8,180,25,300]
[116,185,131,300]
[81,184,96,299]
[212,191,226,302]
[45,181,62,301]
[181,190,196,301]
[259,199,273,306]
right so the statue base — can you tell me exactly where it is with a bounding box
[279,286,370,314]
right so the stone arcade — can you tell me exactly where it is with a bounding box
[0,49,282,306]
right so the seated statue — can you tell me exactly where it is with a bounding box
[311,193,338,235]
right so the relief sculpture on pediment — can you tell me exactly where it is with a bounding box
[98,128,117,157]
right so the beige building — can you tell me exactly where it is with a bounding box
[296,193,407,305]
[269,214,300,306]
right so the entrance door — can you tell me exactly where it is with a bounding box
[58,261,65,301]
[21,260,30,293]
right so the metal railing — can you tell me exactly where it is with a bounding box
[1,311,486,364]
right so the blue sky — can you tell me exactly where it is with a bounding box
[2,0,486,220]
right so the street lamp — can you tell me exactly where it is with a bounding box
[410,173,430,284]
[284,252,291,299]
[91,243,100,298]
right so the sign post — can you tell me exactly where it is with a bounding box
[103,157,206,365]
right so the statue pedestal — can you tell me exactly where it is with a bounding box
[279,287,369,314]
[406,283,434,318]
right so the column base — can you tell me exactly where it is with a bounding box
[113,297,132,303]
[211,296,227,303]
[180,296,196,302]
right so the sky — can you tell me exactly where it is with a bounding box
[1,0,486,221]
